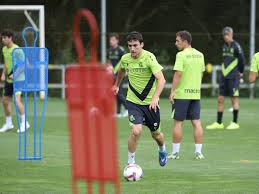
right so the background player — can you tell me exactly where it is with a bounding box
[107,33,128,118]
[168,30,205,160]
[0,29,30,133]
[206,27,245,130]
[249,52,259,83]
[113,31,167,166]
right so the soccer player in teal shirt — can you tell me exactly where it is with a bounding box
[168,31,205,160]
[113,31,167,166]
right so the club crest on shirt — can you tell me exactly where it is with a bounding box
[129,115,135,122]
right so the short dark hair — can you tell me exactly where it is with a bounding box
[109,33,119,40]
[176,30,192,44]
[126,31,143,43]
[1,29,14,39]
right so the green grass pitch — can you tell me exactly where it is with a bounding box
[0,98,258,193]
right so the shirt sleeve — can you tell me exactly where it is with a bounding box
[173,52,184,71]
[119,47,126,58]
[234,42,245,73]
[113,47,126,73]
[113,60,121,74]
[250,54,259,73]
[147,53,163,74]
[118,58,125,69]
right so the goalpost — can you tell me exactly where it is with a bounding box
[0,5,46,99]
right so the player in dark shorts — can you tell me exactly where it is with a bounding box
[112,31,167,166]
[168,31,205,160]
[206,27,245,130]
[0,29,30,133]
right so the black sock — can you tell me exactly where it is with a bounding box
[233,109,239,123]
[217,112,223,124]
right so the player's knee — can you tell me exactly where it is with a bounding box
[2,97,9,106]
[231,97,239,108]
[218,96,224,104]
[173,121,182,132]
[192,120,202,130]
[131,125,142,137]
[151,132,157,139]
[15,99,21,106]
[151,131,162,140]
[231,96,238,102]
[15,95,22,104]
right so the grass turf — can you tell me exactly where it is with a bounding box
[0,98,258,193]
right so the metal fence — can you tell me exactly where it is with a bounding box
[0,64,255,99]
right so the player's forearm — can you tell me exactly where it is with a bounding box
[153,76,166,99]
[238,64,245,73]
[237,55,245,73]
[249,72,257,83]
[115,69,125,87]
[171,71,182,93]
[2,64,6,76]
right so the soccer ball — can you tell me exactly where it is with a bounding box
[123,164,143,181]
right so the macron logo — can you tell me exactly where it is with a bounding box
[184,89,200,94]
